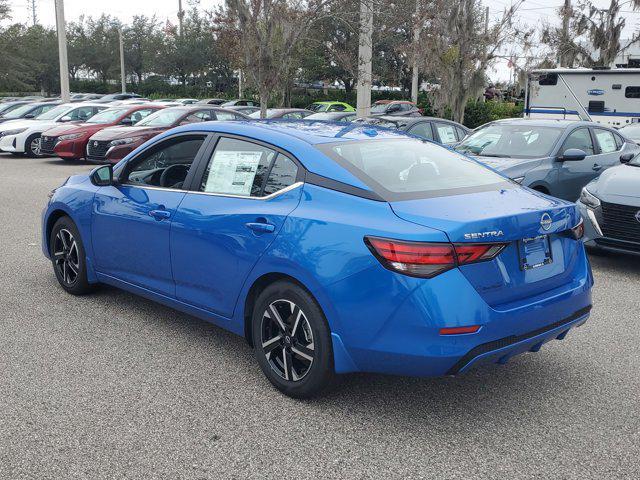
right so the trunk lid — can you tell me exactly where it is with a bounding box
[390,187,583,307]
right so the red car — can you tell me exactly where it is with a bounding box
[85,106,249,163]
[40,105,163,161]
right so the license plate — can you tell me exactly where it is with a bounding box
[519,235,552,270]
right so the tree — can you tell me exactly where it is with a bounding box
[0,0,10,21]
[224,0,334,117]
[423,0,526,123]
[124,15,163,84]
[84,15,122,83]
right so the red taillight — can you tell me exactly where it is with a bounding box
[365,237,507,278]
[439,325,481,335]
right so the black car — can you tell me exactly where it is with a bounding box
[304,111,357,122]
[197,98,227,105]
[355,116,470,145]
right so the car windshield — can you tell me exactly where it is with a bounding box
[318,138,510,200]
[370,103,389,113]
[620,124,640,141]
[86,108,129,124]
[3,104,36,118]
[136,108,186,126]
[35,105,70,120]
[355,118,400,128]
[456,124,563,158]
[0,103,22,114]
[308,103,328,112]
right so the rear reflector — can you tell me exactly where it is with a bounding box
[440,326,481,335]
[365,236,507,278]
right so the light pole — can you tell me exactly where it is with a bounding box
[356,0,373,118]
[119,27,126,93]
[54,0,70,102]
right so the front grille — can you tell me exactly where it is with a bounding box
[87,140,110,158]
[600,201,640,244]
[40,135,58,153]
[595,238,640,253]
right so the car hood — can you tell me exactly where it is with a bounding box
[590,164,640,203]
[0,118,40,132]
[89,125,164,141]
[44,123,106,136]
[466,155,546,178]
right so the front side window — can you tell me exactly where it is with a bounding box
[319,138,510,200]
[593,129,618,153]
[200,137,276,197]
[561,128,594,156]
[435,123,458,144]
[123,136,205,189]
[66,106,100,122]
[215,110,240,121]
[457,124,563,158]
[407,122,434,140]
[128,108,155,124]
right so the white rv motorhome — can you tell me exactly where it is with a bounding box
[525,68,640,127]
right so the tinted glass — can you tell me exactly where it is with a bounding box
[561,128,594,155]
[457,124,563,158]
[593,129,618,153]
[136,108,189,126]
[435,123,458,144]
[407,122,434,140]
[124,136,204,189]
[319,139,509,198]
[86,108,129,124]
[264,155,299,195]
[200,137,276,196]
[625,86,640,98]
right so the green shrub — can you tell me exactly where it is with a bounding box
[463,101,523,129]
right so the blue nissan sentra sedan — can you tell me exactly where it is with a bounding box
[42,121,593,398]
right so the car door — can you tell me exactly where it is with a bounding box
[592,127,624,170]
[171,136,303,318]
[555,127,597,200]
[91,134,207,296]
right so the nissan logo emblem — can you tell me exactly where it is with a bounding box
[540,213,552,231]
[93,141,98,147]
[635,210,640,223]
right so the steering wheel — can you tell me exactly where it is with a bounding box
[159,164,190,188]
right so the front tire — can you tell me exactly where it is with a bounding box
[49,216,94,295]
[251,281,334,398]
[25,133,44,158]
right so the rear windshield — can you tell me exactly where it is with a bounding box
[318,138,511,201]
[456,124,563,158]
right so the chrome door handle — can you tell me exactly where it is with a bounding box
[245,222,275,233]
[149,209,171,220]
[592,163,602,171]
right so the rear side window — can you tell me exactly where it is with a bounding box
[561,128,594,156]
[319,138,509,200]
[593,129,619,153]
[200,137,276,197]
[264,155,299,195]
[435,123,458,144]
[407,122,434,141]
[625,86,640,98]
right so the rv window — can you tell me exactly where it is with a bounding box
[625,86,640,98]
[538,73,558,86]
[588,101,605,113]
[612,84,622,90]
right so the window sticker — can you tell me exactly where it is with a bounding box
[204,150,264,195]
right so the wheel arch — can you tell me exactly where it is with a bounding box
[44,208,74,255]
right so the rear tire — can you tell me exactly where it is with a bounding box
[49,216,94,295]
[25,133,44,158]
[251,281,334,398]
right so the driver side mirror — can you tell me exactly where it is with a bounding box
[89,164,114,186]
[24,113,35,119]
[620,152,635,163]
[558,148,586,161]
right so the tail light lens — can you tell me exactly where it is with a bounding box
[365,237,507,278]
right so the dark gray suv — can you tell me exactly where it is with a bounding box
[456,119,640,201]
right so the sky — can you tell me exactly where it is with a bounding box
[6,0,640,82]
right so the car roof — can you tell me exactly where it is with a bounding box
[374,100,415,105]
[489,118,602,128]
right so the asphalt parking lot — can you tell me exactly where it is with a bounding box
[1,154,639,479]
